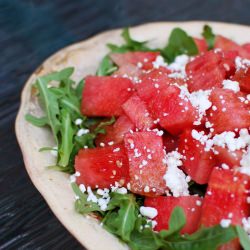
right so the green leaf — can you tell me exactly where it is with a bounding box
[159,206,186,238]
[25,114,48,127]
[162,28,198,62]
[96,55,118,76]
[129,227,163,250]
[42,67,74,82]
[26,68,96,173]
[71,183,103,214]
[58,109,74,167]
[236,226,250,250]
[108,28,152,53]
[94,116,116,134]
[103,193,137,242]
[75,79,85,100]
[36,77,61,144]
[202,25,215,50]
[161,225,237,250]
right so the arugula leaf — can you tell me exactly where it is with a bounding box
[58,109,74,167]
[71,183,103,214]
[159,206,186,238]
[96,55,118,76]
[163,225,237,250]
[103,193,138,242]
[236,226,250,250]
[25,114,48,127]
[129,227,162,250]
[107,28,152,53]
[26,68,99,173]
[36,77,61,144]
[202,25,216,50]
[94,116,116,134]
[75,79,85,100]
[162,28,198,62]
[42,67,74,82]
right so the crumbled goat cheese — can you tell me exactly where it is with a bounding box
[213,130,250,151]
[222,80,240,93]
[239,146,250,176]
[77,128,90,136]
[235,56,250,71]
[115,187,128,194]
[168,54,189,77]
[70,174,76,183]
[152,55,167,69]
[79,184,86,193]
[144,186,150,193]
[75,171,81,177]
[196,200,202,206]
[163,151,189,197]
[140,206,158,219]
[177,85,212,124]
[75,118,83,125]
[242,217,250,235]
[220,219,231,228]
[87,187,98,203]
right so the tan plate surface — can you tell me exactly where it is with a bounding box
[15,21,250,250]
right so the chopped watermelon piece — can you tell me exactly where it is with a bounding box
[193,37,208,53]
[219,239,241,250]
[215,35,250,59]
[95,115,134,146]
[178,129,216,184]
[221,50,238,78]
[186,51,226,92]
[81,76,134,116]
[214,146,243,169]
[243,43,250,53]
[122,94,155,130]
[200,167,250,227]
[162,133,179,153]
[124,131,167,196]
[110,51,160,70]
[232,68,250,93]
[207,88,250,134]
[137,79,197,135]
[144,196,202,234]
[136,68,173,103]
[75,144,129,189]
[113,63,142,79]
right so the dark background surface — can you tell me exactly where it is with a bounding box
[1,0,250,249]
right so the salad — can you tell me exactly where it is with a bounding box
[25,25,250,250]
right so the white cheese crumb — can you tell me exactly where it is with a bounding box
[235,56,250,71]
[140,206,158,219]
[220,219,231,228]
[75,171,81,177]
[115,187,128,194]
[196,200,202,206]
[222,80,240,93]
[242,217,250,234]
[163,151,189,197]
[79,184,86,193]
[168,54,189,77]
[77,128,90,136]
[70,174,76,183]
[239,146,250,176]
[144,185,150,193]
[113,147,120,152]
[75,118,83,125]
[152,55,167,69]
